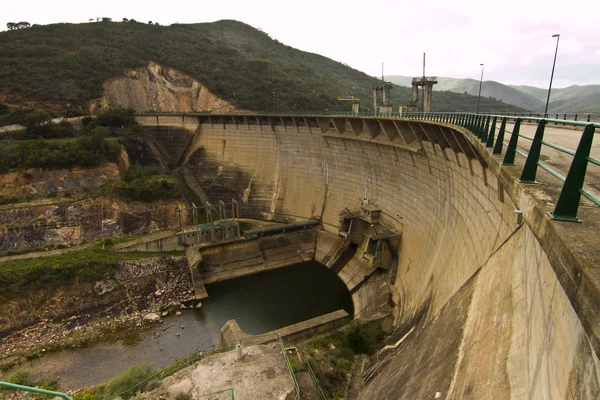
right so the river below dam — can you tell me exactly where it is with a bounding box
[23,261,353,390]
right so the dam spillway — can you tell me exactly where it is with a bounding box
[137,113,600,399]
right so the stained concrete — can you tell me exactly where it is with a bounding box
[189,344,295,400]
[140,114,600,398]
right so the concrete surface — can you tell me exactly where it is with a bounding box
[190,344,295,400]
[296,371,319,400]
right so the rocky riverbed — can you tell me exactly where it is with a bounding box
[0,256,195,373]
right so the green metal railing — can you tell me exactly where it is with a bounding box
[197,387,235,399]
[279,336,301,400]
[405,112,600,222]
[0,381,72,399]
[137,110,600,122]
[305,361,326,400]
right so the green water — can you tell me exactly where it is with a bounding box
[24,261,352,389]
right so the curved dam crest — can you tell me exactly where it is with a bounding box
[138,113,600,399]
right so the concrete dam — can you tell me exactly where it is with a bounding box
[137,113,600,399]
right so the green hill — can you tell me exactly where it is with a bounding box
[0,20,525,114]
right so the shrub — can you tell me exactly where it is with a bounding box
[105,363,157,399]
[343,321,379,355]
[8,368,32,386]
[0,134,121,173]
[96,108,136,128]
[119,167,178,202]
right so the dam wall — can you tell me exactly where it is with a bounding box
[140,114,600,397]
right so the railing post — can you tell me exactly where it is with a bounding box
[474,115,480,137]
[549,124,596,222]
[486,116,497,148]
[502,118,522,165]
[481,116,490,143]
[478,115,486,138]
[519,120,546,183]
[473,115,481,137]
[493,118,507,155]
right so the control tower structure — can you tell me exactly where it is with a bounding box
[412,53,438,113]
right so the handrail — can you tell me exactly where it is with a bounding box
[279,336,301,400]
[0,381,73,399]
[305,361,326,400]
[197,387,235,399]
[403,112,599,222]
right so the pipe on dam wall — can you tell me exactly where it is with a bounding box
[243,218,320,238]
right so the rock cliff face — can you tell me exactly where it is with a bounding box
[0,163,120,198]
[0,197,182,252]
[91,61,235,113]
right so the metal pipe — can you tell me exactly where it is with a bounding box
[244,218,320,237]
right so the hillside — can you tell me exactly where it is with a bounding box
[511,84,600,113]
[387,75,544,111]
[0,20,524,114]
[389,75,600,113]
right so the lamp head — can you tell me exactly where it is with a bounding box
[480,63,484,66]
[552,34,560,38]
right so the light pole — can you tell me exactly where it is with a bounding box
[476,63,484,114]
[544,34,560,117]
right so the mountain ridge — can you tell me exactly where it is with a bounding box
[0,20,524,114]
[387,74,600,113]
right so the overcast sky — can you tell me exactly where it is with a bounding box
[2,0,599,88]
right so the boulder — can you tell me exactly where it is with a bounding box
[143,313,161,322]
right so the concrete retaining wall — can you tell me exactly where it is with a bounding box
[220,309,351,345]
[188,229,316,284]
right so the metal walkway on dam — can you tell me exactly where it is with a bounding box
[133,111,600,399]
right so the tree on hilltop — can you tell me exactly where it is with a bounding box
[6,22,31,30]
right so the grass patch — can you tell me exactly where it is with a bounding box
[299,320,385,399]
[117,167,179,202]
[73,363,158,400]
[7,368,32,386]
[1,369,59,398]
[0,247,184,299]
